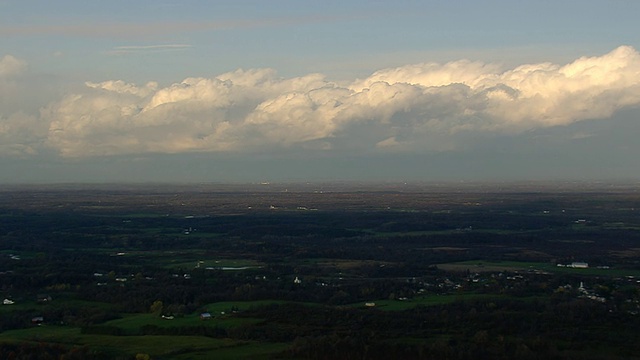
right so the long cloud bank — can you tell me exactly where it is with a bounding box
[2,46,640,157]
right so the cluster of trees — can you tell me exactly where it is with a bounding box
[260,298,639,359]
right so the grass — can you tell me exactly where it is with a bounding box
[166,258,263,270]
[184,342,288,360]
[97,249,264,270]
[104,312,260,333]
[353,293,501,311]
[0,326,286,359]
[369,228,523,237]
[0,302,39,313]
[0,300,291,360]
[101,300,299,334]
[200,300,292,313]
[0,299,299,359]
[438,259,640,277]
[0,250,38,259]
[438,260,543,273]
[0,298,115,314]
[301,258,392,270]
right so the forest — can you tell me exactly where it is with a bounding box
[0,182,639,359]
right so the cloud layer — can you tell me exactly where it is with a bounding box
[3,46,640,158]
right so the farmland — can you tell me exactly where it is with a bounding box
[1,182,640,359]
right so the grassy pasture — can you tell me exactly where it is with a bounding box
[368,228,528,238]
[200,300,290,313]
[0,302,39,313]
[0,297,115,315]
[102,300,299,334]
[0,325,286,359]
[105,312,260,333]
[170,258,263,270]
[438,260,640,277]
[0,301,294,359]
[102,249,263,270]
[0,299,298,359]
[353,293,500,311]
[302,258,393,270]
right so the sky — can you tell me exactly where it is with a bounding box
[1,0,640,183]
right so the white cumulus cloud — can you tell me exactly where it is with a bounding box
[0,112,45,157]
[0,55,27,77]
[23,45,640,157]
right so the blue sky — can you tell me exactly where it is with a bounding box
[4,0,637,82]
[1,1,640,183]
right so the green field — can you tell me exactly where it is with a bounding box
[352,293,501,311]
[0,326,287,359]
[438,260,640,277]
[200,300,292,313]
[0,301,297,359]
[104,312,259,333]
[370,228,522,237]
[101,249,264,270]
[98,300,298,333]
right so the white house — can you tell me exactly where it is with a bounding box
[570,262,589,268]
